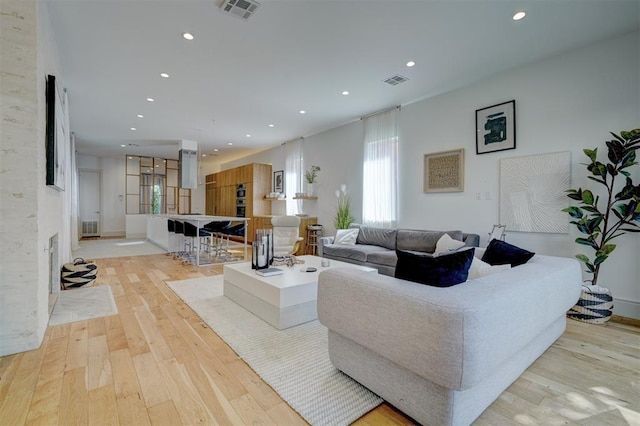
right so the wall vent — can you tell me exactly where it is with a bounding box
[82,221,99,237]
[383,74,409,86]
[221,0,261,20]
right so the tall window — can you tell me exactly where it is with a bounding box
[285,138,304,215]
[362,108,399,227]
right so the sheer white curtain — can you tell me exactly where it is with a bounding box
[362,108,399,228]
[285,138,304,215]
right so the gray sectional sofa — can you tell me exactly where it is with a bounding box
[318,249,582,425]
[318,224,480,276]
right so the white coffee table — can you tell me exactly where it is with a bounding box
[223,255,377,330]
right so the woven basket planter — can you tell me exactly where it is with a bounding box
[567,284,613,324]
[61,258,98,289]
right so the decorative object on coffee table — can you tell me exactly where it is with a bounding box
[423,148,464,193]
[475,100,516,155]
[563,129,640,324]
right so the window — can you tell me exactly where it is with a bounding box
[362,108,399,227]
[285,138,304,215]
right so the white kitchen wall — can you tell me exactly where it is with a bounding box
[225,32,639,318]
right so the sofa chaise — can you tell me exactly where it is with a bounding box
[317,248,582,425]
[318,224,480,276]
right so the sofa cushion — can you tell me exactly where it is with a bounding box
[323,244,392,263]
[397,229,463,253]
[468,256,511,280]
[353,225,397,250]
[481,239,535,267]
[435,233,466,255]
[335,228,359,245]
[365,251,397,268]
[395,248,475,287]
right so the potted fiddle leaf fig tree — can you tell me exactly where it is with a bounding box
[563,129,640,324]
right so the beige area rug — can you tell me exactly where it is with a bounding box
[167,276,382,426]
[49,285,118,326]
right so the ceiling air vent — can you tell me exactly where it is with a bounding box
[221,0,261,20]
[383,74,409,86]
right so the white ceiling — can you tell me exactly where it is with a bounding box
[45,0,639,163]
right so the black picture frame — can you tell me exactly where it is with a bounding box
[45,74,65,190]
[273,170,284,193]
[475,100,516,155]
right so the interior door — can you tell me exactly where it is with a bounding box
[79,170,101,237]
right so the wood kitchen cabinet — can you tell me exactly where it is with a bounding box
[205,163,272,241]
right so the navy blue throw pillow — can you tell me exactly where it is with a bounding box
[395,248,475,287]
[481,239,535,267]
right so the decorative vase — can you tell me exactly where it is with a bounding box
[567,284,613,324]
[306,182,315,196]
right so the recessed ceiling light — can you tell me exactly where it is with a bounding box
[155,164,159,167]
[228,142,233,146]
[128,156,133,159]
[513,11,526,20]
[146,98,154,102]
[160,73,169,78]
[137,114,144,118]
[406,61,416,67]
[202,154,207,157]
[214,148,219,152]
[130,127,136,131]
[299,110,306,114]
[121,144,126,147]
[246,134,251,138]
[342,91,349,96]
[268,124,275,128]
[182,32,194,40]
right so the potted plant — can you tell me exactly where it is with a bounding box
[334,185,355,229]
[305,165,320,196]
[563,129,640,324]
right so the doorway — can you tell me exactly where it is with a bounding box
[79,169,101,237]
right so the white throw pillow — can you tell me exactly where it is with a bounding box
[468,256,511,280]
[335,228,359,245]
[434,233,466,256]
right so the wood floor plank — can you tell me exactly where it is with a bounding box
[116,393,151,426]
[58,367,88,426]
[87,335,113,391]
[88,384,119,426]
[147,400,183,426]
[110,348,142,399]
[1,252,638,426]
[132,352,171,407]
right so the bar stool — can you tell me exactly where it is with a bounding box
[305,224,323,255]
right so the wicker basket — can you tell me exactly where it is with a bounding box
[61,258,98,289]
[567,284,613,324]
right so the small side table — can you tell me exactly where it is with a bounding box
[305,224,323,255]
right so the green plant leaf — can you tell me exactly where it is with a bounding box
[581,206,601,214]
[584,148,597,163]
[585,263,596,273]
[606,140,624,163]
[601,244,616,255]
[562,206,583,219]
[587,176,607,185]
[575,237,598,249]
[566,189,583,201]
[610,132,626,144]
[594,255,608,266]
[581,190,594,205]
[586,216,603,233]
[575,254,590,264]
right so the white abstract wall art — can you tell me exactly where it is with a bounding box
[499,151,571,233]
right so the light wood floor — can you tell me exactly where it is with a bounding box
[1,253,638,425]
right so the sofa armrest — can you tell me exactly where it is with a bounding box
[318,236,334,257]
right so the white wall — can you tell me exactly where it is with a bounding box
[226,32,639,318]
[77,155,126,236]
[0,0,73,356]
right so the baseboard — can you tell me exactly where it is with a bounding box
[101,231,125,238]
[613,297,640,321]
